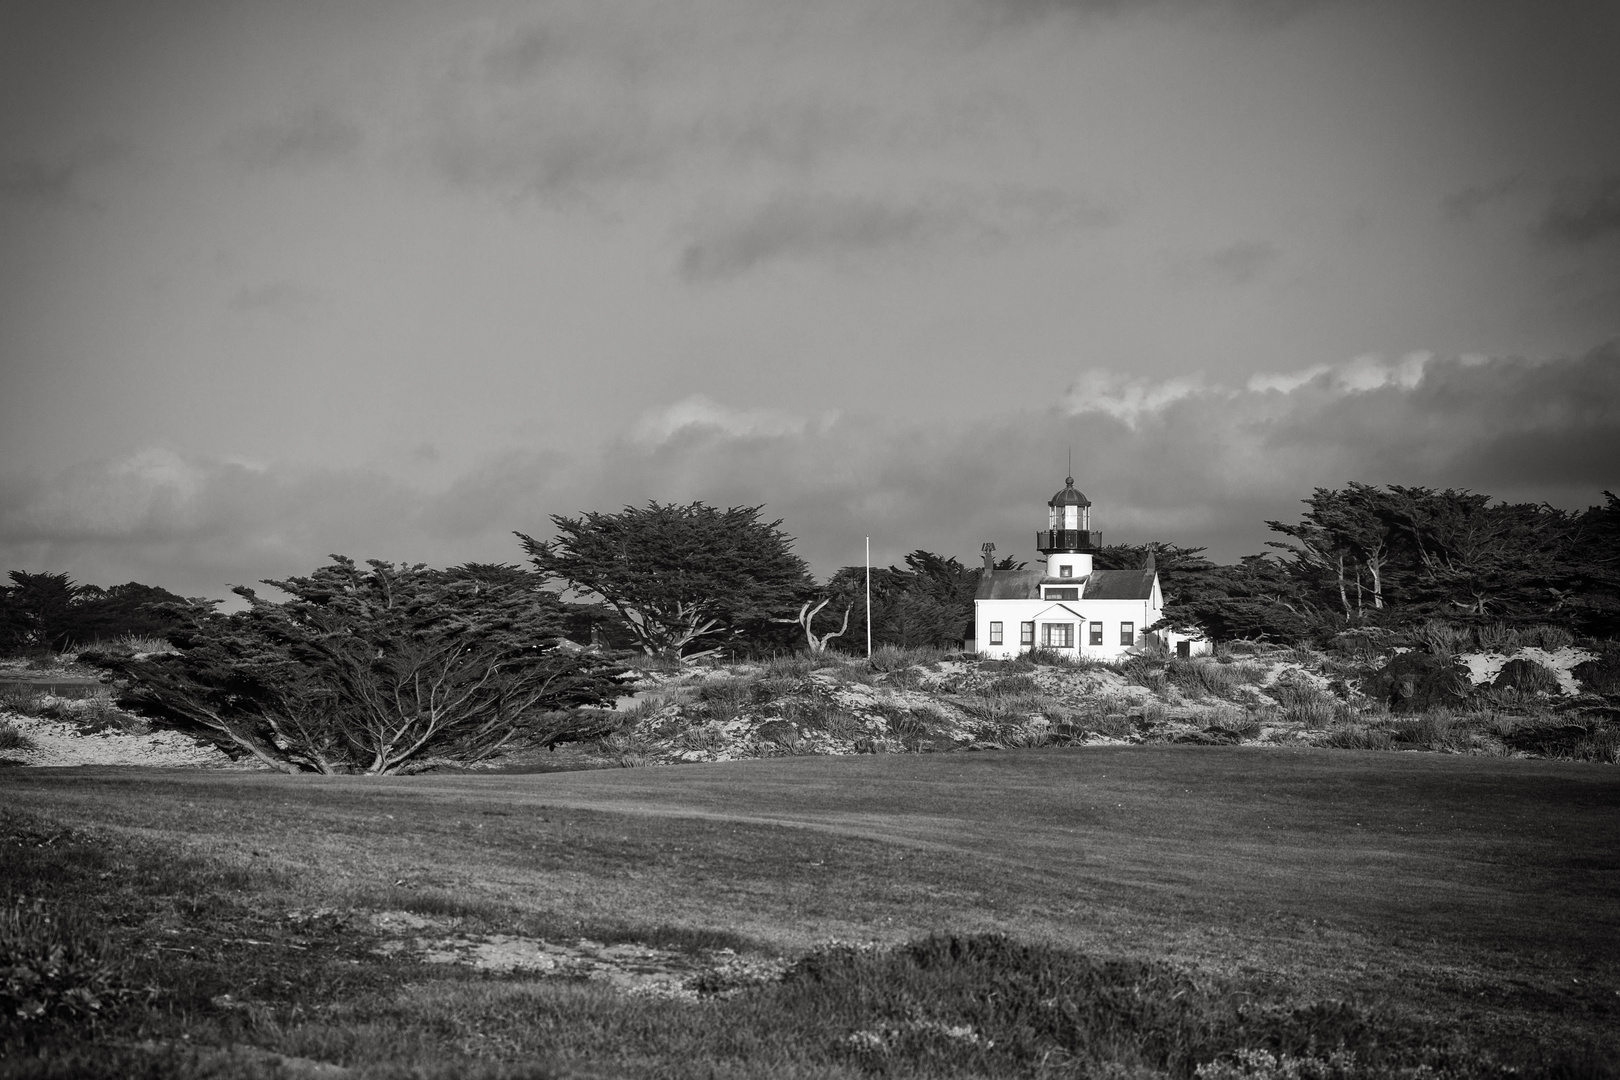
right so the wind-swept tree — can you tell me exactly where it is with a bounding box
[89,558,624,774]
[518,502,814,663]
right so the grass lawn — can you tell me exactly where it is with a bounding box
[2,746,1616,1078]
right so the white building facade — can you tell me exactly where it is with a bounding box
[972,477,1208,660]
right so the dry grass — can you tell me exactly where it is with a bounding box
[3,749,1618,1076]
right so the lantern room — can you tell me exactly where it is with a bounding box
[1037,476,1100,576]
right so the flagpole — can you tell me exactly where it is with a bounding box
[865,536,872,658]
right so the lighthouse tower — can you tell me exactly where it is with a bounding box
[1037,476,1099,581]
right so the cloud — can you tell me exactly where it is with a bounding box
[1205,240,1278,283]
[226,107,362,169]
[631,396,824,444]
[1063,371,1207,427]
[3,343,1614,601]
[1441,175,1524,222]
[1540,175,1620,246]
[680,187,1111,279]
[0,141,123,205]
[975,0,1326,28]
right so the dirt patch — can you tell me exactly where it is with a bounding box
[1459,646,1593,695]
[368,911,788,999]
[0,712,235,768]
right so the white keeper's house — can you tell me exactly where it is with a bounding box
[971,476,1207,660]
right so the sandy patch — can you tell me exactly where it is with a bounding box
[0,712,233,768]
[1459,647,1594,694]
[368,911,787,999]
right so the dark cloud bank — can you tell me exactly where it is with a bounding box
[2,344,1615,602]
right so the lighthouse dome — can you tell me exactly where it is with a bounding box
[1049,478,1091,508]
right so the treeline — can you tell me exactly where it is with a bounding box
[7,486,1618,661]
[0,572,199,654]
[1152,486,1620,643]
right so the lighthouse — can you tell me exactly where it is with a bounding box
[1037,476,1099,582]
[971,474,1204,659]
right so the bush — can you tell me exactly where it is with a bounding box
[0,686,45,717]
[1502,720,1620,763]
[1475,622,1521,653]
[1410,619,1474,657]
[1,896,131,1027]
[1282,700,1335,729]
[1121,656,1168,693]
[0,721,33,752]
[1493,657,1563,695]
[986,674,1039,694]
[1572,652,1620,697]
[1321,724,1395,751]
[1363,652,1472,713]
[780,934,1449,1078]
[1523,625,1575,651]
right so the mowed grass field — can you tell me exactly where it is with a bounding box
[2,746,1617,1078]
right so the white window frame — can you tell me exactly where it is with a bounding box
[1041,622,1074,648]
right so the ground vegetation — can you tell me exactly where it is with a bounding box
[81,558,624,775]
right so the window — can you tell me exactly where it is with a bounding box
[988,621,1003,646]
[1089,622,1104,646]
[1176,640,1191,659]
[1059,565,1073,578]
[1020,621,1035,646]
[1044,587,1079,600]
[1041,623,1074,648]
[1120,622,1134,646]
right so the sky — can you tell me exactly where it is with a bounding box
[1,0,1617,602]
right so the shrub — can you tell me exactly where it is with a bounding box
[0,722,34,752]
[1502,720,1620,763]
[1475,622,1520,654]
[1493,657,1562,695]
[695,677,753,722]
[0,686,45,717]
[1121,656,1168,693]
[1321,724,1396,751]
[1410,619,1473,657]
[1,895,130,1026]
[1572,653,1620,697]
[784,698,864,739]
[987,674,1039,694]
[1523,625,1575,651]
[1282,700,1335,729]
[1363,652,1472,713]
[781,934,1444,1078]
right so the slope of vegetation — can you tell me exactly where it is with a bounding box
[2,746,1616,1078]
[556,630,1619,771]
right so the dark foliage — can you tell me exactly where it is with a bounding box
[1572,650,1620,698]
[520,502,814,662]
[780,933,1504,1077]
[0,572,195,655]
[1362,652,1473,713]
[1152,487,1620,644]
[87,558,625,774]
[822,550,1018,651]
[1493,657,1563,695]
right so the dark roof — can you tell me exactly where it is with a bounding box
[1082,569,1157,601]
[975,568,1044,600]
[976,567,1158,602]
[1048,477,1091,507]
